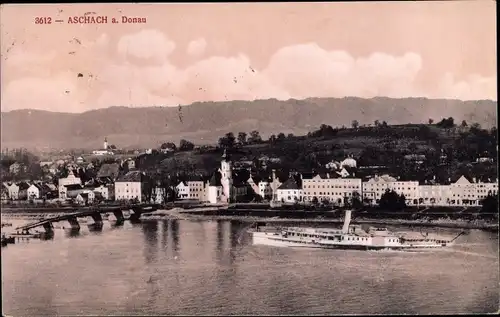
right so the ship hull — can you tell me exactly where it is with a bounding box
[252,232,450,251]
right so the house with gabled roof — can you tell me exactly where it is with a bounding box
[1,183,10,200]
[17,182,30,200]
[176,175,206,201]
[114,170,149,202]
[27,183,42,199]
[276,175,302,203]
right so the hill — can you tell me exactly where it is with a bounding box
[0,97,496,150]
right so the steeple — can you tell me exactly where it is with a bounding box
[104,137,108,150]
[222,148,231,161]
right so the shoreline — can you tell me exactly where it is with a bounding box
[2,208,498,232]
[143,213,498,231]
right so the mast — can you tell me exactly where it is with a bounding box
[342,209,352,234]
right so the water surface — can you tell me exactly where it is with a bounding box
[2,218,498,315]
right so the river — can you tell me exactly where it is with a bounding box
[1,217,498,315]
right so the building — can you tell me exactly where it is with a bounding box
[92,184,114,201]
[206,150,251,204]
[340,155,357,169]
[362,175,419,206]
[276,175,302,203]
[176,176,206,201]
[302,173,362,206]
[114,170,148,202]
[60,184,85,200]
[97,163,120,181]
[448,175,480,206]
[417,184,451,206]
[27,184,42,199]
[1,183,10,200]
[206,172,223,204]
[7,183,19,200]
[58,170,82,197]
[17,182,30,200]
[75,192,96,205]
[92,137,114,155]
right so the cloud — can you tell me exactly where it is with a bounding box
[117,29,176,63]
[437,73,497,101]
[2,30,496,113]
[186,38,207,57]
[1,73,86,112]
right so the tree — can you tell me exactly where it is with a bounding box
[481,194,498,214]
[351,120,359,129]
[248,130,262,144]
[374,120,380,127]
[237,132,247,145]
[160,142,177,151]
[287,133,294,139]
[461,120,468,127]
[218,132,235,149]
[471,122,481,130]
[379,189,406,211]
[428,118,434,124]
[179,139,194,151]
[351,191,363,209]
[277,133,286,142]
[268,134,277,143]
[311,196,319,205]
[382,121,388,127]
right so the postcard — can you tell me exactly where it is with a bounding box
[1,2,498,316]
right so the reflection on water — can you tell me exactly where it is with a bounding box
[1,218,499,316]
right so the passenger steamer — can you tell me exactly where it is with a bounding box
[250,210,463,251]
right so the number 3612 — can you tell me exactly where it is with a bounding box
[34,17,52,24]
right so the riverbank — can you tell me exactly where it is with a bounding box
[2,206,497,232]
[140,209,499,232]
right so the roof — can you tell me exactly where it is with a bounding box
[116,171,146,182]
[17,182,30,190]
[97,163,120,179]
[29,183,42,190]
[208,171,222,186]
[366,175,397,183]
[277,177,301,190]
[65,184,84,191]
[78,193,89,200]
[233,169,250,186]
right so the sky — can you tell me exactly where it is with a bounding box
[0,2,497,113]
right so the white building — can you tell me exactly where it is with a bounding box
[362,175,419,206]
[302,173,362,206]
[176,177,206,201]
[206,172,223,204]
[27,184,41,199]
[114,171,147,202]
[75,191,96,205]
[92,137,114,155]
[417,184,451,206]
[93,184,113,201]
[7,183,19,200]
[206,150,250,204]
[448,176,481,206]
[340,155,357,168]
[276,176,302,203]
[58,171,82,197]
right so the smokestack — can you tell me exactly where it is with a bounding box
[272,169,276,181]
[342,209,352,234]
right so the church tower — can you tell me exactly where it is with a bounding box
[220,149,233,202]
[104,137,108,150]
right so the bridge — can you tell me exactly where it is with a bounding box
[15,204,159,234]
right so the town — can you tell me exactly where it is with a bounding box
[1,119,498,213]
